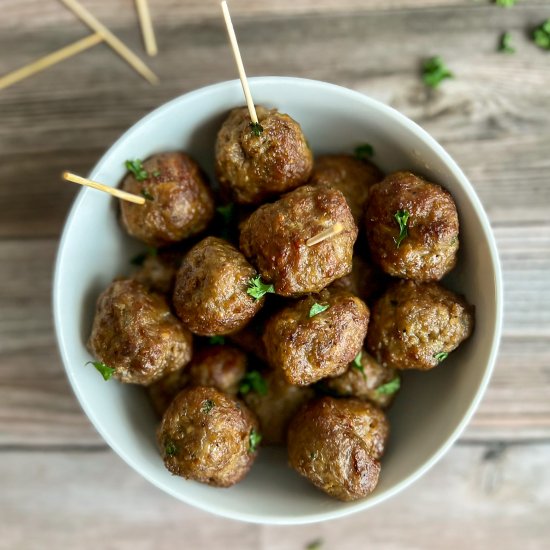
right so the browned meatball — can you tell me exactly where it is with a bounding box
[365,171,459,281]
[320,351,400,409]
[263,290,369,385]
[287,397,389,501]
[173,237,263,336]
[309,154,383,223]
[243,370,315,445]
[120,152,215,246]
[132,248,184,295]
[88,279,192,385]
[157,386,259,487]
[367,280,474,371]
[215,106,313,204]
[240,185,358,296]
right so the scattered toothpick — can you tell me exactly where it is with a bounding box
[0,33,102,91]
[59,0,159,85]
[63,171,146,205]
[306,223,345,246]
[220,1,261,131]
[135,0,158,56]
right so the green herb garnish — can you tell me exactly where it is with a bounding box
[306,540,324,550]
[165,441,178,457]
[130,246,157,266]
[216,203,235,223]
[249,428,262,453]
[499,32,515,53]
[152,170,161,177]
[393,209,410,248]
[495,0,516,7]
[141,189,154,201]
[309,302,329,318]
[434,351,449,362]
[354,143,375,160]
[249,122,264,136]
[86,361,115,381]
[201,399,215,413]
[239,371,268,396]
[422,56,453,88]
[247,275,275,300]
[352,351,366,379]
[376,377,401,396]
[209,335,226,345]
[533,19,550,50]
[125,159,149,182]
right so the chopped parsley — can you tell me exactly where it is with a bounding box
[533,19,550,50]
[249,428,262,453]
[376,377,401,396]
[141,189,154,201]
[130,246,157,266]
[306,540,324,550]
[499,32,515,54]
[352,351,366,379]
[209,335,226,345]
[434,351,449,362]
[249,122,264,136]
[165,440,178,457]
[495,0,516,7]
[125,159,149,182]
[422,56,453,88]
[247,275,275,300]
[152,170,161,177]
[239,371,268,396]
[309,302,329,318]
[201,399,215,413]
[393,209,410,248]
[86,361,115,381]
[354,143,375,160]
[216,203,235,224]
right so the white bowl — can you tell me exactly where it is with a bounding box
[53,77,503,524]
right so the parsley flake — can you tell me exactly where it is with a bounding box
[209,335,226,345]
[499,32,515,54]
[495,0,516,7]
[125,159,149,182]
[216,203,235,223]
[376,377,401,396]
[141,189,154,201]
[249,122,264,136]
[249,428,262,453]
[86,361,115,381]
[130,246,157,266]
[393,209,410,248]
[533,19,550,50]
[201,399,215,413]
[434,351,449,362]
[309,302,329,318]
[422,56,453,88]
[247,275,275,300]
[354,143,375,160]
[239,371,268,396]
[352,351,366,379]
[165,441,178,457]
[306,540,324,550]
[152,170,161,178]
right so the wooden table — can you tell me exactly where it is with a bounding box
[1,1,549,548]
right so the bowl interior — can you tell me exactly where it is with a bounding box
[54,77,502,524]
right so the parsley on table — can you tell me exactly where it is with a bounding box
[86,361,115,381]
[352,351,366,379]
[201,399,215,413]
[209,335,226,345]
[249,429,262,453]
[376,377,401,396]
[495,0,516,7]
[499,32,515,53]
[249,122,264,136]
[309,302,329,318]
[239,371,268,396]
[354,143,375,160]
[141,189,154,201]
[422,56,453,88]
[393,209,410,248]
[125,159,149,181]
[165,441,178,457]
[434,351,449,362]
[533,19,550,50]
[247,275,275,300]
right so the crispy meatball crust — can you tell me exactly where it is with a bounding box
[309,154,383,224]
[120,152,215,246]
[365,171,459,281]
[320,351,400,409]
[287,397,389,501]
[240,185,358,296]
[263,290,370,386]
[367,280,474,371]
[157,386,259,487]
[243,370,315,445]
[173,237,263,336]
[215,106,313,204]
[88,279,192,385]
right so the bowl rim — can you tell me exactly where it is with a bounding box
[53,76,503,525]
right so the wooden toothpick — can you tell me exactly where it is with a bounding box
[0,33,102,91]
[59,0,159,85]
[306,223,345,247]
[135,0,158,56]
[220,1,259,125]
[63,171,146,205]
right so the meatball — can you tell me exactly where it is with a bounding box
[319,351,400,409]
[309,154,383,224]
[240,185,358,296]
[173,237,263,336]
[215,106,313,204]
[132,247,184,295]
[365,171,459,281]
[157,386,259,487]
[120,152,215,246]
[263,290,369,386]
[148,345,247,416]
[243,370,315,445]
[367,280,474,371]
[88,279,192,385]
[287,397,389,501]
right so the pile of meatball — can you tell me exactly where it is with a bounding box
[88,105,474,501]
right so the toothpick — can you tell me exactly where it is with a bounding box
[63,171,146,205]
[0,33,102,91]
[59,0,159,85]
[135,0,158,56]
[220,1,259,124]
[306,223,345,247]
